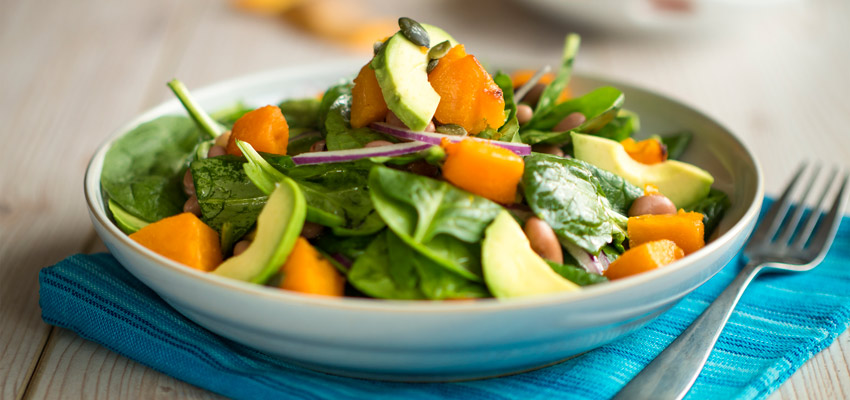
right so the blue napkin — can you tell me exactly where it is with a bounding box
[39,201,850,400]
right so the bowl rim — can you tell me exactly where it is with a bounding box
[84,62,764,313]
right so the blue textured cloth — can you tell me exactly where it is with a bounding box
[39,202,850,400]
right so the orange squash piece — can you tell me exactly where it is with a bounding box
[621,138,667,165]
[606,239,684,280]
[279,237,345,296]
[129,213,222,272]
[510,69,570,102]
[350,62,388,128]
[628,210,705,255]
[428,45,506,134]
[226,105,289,156]
[441,138,524,204]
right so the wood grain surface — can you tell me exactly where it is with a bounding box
[2,0,848,398]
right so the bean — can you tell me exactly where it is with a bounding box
[183,195,201,216]
[214,130,231,148]
[300,221,324,239]
[532,144,564,157]
[232,240,251,256]
[628,194,677,217]
[182,169,195,196]
[522,83,546,106]
[523,217,563,264]
[385,111,407,128]
[425,120,436,132]
[516,104,533,125]
[207,145,226,158]
[554,112,586,132]
[364,140,394,148]
[309,139,326,153]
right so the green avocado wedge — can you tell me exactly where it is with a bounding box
[371,23,457,131]
[212,178,306,284]
[482,211,580,299]
[572,132,714,208]
[107,199,149,234]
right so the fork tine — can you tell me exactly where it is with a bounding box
[802,172,849,262]
[776,164,822,243]
[791,167,838,249]
[746,163,807,251]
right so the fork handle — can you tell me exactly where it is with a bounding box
[613,261,766,400]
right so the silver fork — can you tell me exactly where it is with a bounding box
[614,163,849,400]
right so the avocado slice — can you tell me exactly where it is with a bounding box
[108,199,149,234]
[212,178,306,284]
[371,24,457,131]
[572,132,714,208]
[482,211,580,298]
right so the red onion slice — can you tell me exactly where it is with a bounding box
[290,142,434,165]
[563,242,610,275]
[369,122,531,156]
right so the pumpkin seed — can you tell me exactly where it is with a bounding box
[427,40,451,60]
[398,17,429,48]
[426,59,440,73]
[373,40,385,55]
[436,124,468,136]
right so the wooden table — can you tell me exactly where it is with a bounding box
[2,0,849,398]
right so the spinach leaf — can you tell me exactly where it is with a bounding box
[279,98,321,129]
[318,81,352,135]
[583,161,643,215]
[494,71,520,143]
[545,260,608,286]
[348,231,426,300]
[527,34,580,127]
[190,155,267,245]
[522,153,628,254]
[324,93,396,151]
[315,232,378,261]
[348,231,489,300]
[687,188,730,238]
[521,87,625,145]
[595,109,640,142]
[661,130,693,160]
[369,166,503,281]
[268,157,385,235]
[102,116,199,222]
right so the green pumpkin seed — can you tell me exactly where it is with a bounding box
[373,40,385,55]
[427,40,451,60]
[436,124,468,136]
[398,17,429,48]
[426,59,440,73]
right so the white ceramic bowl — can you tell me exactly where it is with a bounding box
[85,62,763,381]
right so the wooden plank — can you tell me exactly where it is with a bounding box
[0,0,204,398]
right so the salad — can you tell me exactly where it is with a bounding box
[102,18,730,300]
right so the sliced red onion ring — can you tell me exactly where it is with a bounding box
[369,122,531,156]
[563,242,610,275]
[290,141,433,165]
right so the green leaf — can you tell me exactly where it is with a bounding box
[686,188,730,238]
[236,140,287,195]
[595,109,640,142]
[210,101,252,128]
[545,260,608,286]
[317,81,352,136]
[528,34,580,126]
[286,129,324,156]
[167,79,226,139]
[190,155,267,244]
[107,199,149,234]
[279,98,321,129]
[101,116,199,222]
[493,71,521,143]
[348,231,490,300]
[522,153,627,254]
[315,232,378,261]
[582,161,644,215]
[324,94,397,150]
[661,130,693,160]
[369,166,503,281]
[521,87,625,145]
